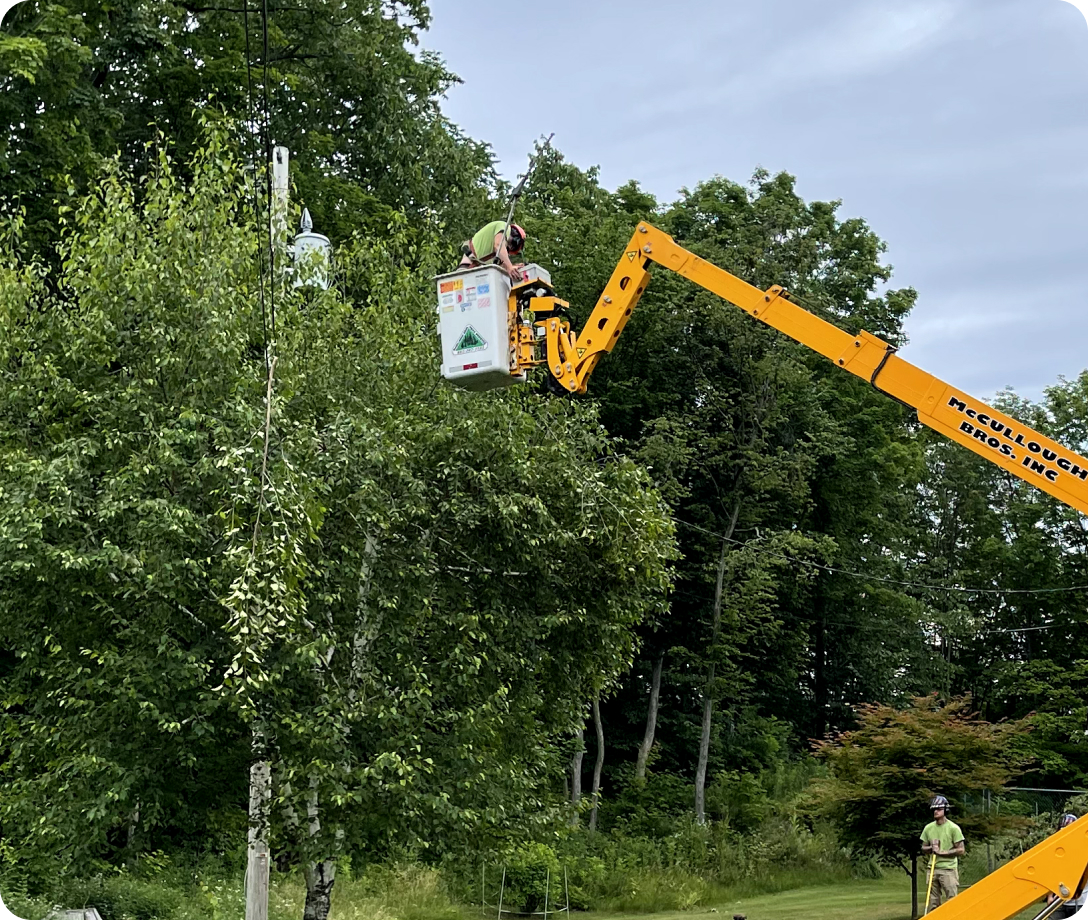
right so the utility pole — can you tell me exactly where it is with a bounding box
[244,144,289,920]
[245,755,271,920]
[271,146,290,266]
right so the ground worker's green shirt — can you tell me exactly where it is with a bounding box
[471,220,508,260]
[921,819,965,870]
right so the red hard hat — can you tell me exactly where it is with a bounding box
[508,223,526,255]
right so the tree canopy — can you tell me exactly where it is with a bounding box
[0,131,674,883]
[4,6,1088,914]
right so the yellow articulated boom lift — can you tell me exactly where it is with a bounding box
[437,223,1088,918]
[438,222,1088,516]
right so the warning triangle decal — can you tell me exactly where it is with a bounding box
[626,250,638,262]
[577,348,586,358]
[453,325,487,354]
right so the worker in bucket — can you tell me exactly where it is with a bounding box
[1050,814,1087,917]
[458,221,527,282]
[920,794,965,912]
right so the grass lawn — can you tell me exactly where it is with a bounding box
[582,876,914,920]
[580,875,1050,920]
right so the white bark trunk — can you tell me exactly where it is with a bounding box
[694,500,740,824]
[303,782,337,920]
[589,692,604,831]
[246,751,271,920]
[635,655,664,783]
[570,726,584,824]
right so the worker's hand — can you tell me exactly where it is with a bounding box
[507,265,523,283]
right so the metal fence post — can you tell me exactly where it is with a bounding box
[986,790,994,874]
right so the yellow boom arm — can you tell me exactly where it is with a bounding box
[925,814,1088,919]
[534,222,1088,517]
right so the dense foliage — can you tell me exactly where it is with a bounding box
[810,695,1030,865]
[0,0,493,255]
[4,1,1088,916]
[0,134,673,884]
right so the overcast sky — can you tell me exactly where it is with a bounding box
[423,0,1088,403]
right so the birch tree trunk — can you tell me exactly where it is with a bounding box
[245,745,271,920]
[694,500,740,824]
[589,691,604,831]
[303,782,336,920]
[300,532,378,920]
[634,654,664,783]
[570,726,584,825]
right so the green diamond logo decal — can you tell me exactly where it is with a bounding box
[453,325,487,354]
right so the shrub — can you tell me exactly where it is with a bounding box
[492,843,561,915]
[50,876,185,920]
[332,863,462,920]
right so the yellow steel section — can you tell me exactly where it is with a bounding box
[924,814,1088,919]
[540,313,579,392]
[620,222,1088,517]
[550,241,652,392]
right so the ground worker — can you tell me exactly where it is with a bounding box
[920,794,965,912]
[1050,813,1087,917]
[459,220,526,282]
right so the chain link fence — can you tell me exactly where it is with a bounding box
[957,787,1088,887]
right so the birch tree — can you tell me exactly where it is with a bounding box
[0,133,676,900]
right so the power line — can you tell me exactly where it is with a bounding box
[241,1,270,368]
[989,623,1060,634]
[259,0,276,344]
[673,517,1088,597]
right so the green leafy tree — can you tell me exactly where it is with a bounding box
[810,694,1030,917]
[522,161,927,821]
[0,131,676,914]
[0,0,493,256]
[906,375,1088,784]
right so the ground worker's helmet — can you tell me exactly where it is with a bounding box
[1060,813,1078,829]
[930,795,950,811]
[507,223,526,255]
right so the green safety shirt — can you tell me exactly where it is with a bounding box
[920,819,965,870]
[471,220,508,260]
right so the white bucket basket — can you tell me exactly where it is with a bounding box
[436,264,522,391]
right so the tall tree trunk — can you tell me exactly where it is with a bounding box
[911,854,918,919]
[693,666,716,825]
[246,740,271,920]
[303,783,336,920]
[570,726,584,825]
[589,691,604,831]
[812,582,828,740]
[295,534,375,920]
[635,654,664,783]
[694,500,740,824]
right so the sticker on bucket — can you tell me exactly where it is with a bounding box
[453,325,487,354]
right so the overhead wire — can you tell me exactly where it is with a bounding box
[241,0,270,369]
[259,0,277,343]
[664,582,1071,639]
[672,516,1088,597]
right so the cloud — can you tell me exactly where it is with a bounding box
[801,2,959,80]
[709,0,959,109]
[611,0,960,153]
